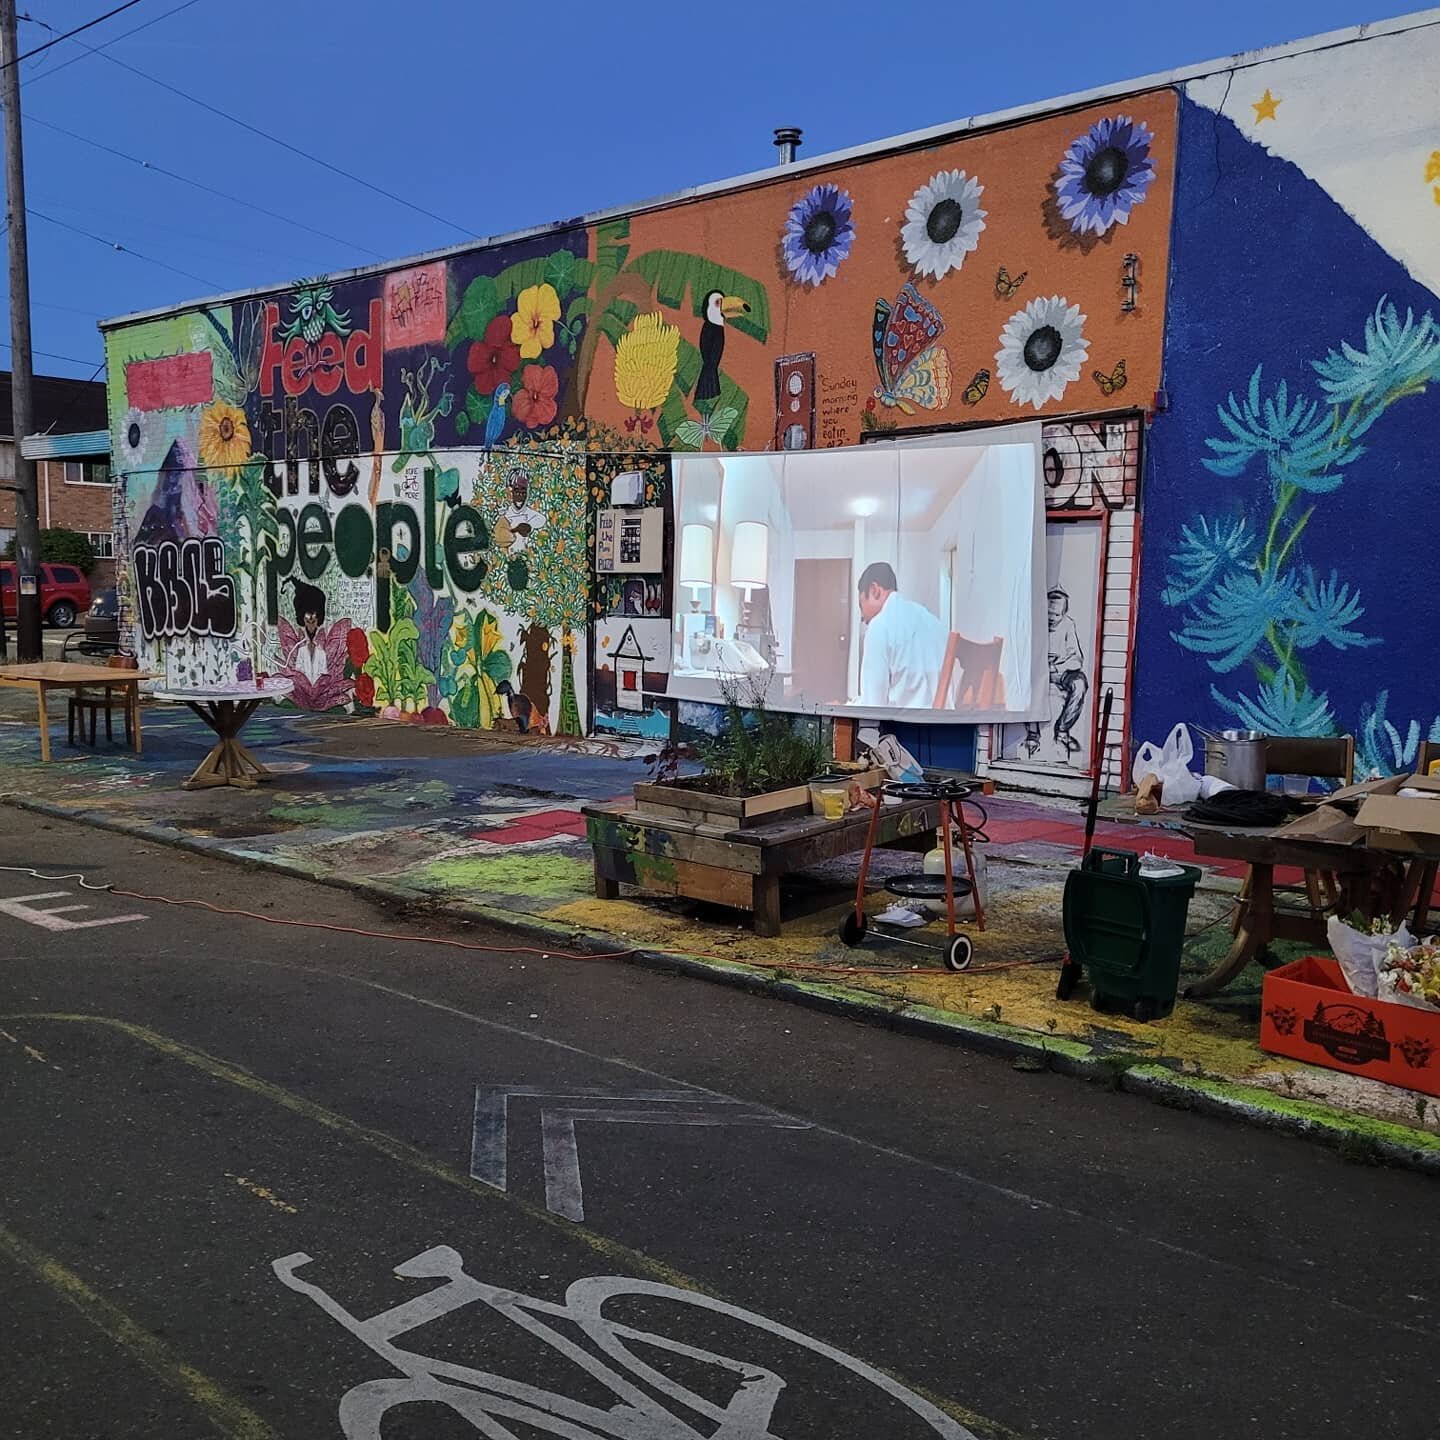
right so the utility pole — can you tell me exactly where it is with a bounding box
[0,0,40,661]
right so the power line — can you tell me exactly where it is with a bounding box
[28,206,218,288]
[67,45,475,239]
[23,0,202,84]
[26,112,387,261]
[0,339,102,368]
[9,0,149,67]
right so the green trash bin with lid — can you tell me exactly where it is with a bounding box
[1059,847,1201,1021]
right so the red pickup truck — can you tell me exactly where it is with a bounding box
[0,561,92,628]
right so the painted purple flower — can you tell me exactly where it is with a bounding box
[781,184,855,287]
[1054,115,1156,237]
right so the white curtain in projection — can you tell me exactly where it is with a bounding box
[668,423,1046,723]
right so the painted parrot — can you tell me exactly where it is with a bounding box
[484,382,511,450]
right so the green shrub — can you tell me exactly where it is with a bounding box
[2,527,97,575]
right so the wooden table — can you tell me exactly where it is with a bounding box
[0,662,151,762]
[1183,820,1433,997]
[152,679,294,790]
[582,796,939,937]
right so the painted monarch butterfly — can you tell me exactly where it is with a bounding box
[1093,359,1127,396]
[961,368,990,405]
[994,266,1027,299]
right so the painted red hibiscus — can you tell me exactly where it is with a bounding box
[346,627,369,667]
[512,363,559,428]
[354,673,376,708]
[467,316,522,396]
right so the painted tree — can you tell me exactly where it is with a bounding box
[470,434,591,734]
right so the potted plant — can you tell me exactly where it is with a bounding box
[635,674,826,828]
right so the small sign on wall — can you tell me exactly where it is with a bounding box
[594,508,663,573]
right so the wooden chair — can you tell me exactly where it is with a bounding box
[933,634,1005,710]
[1413,741,1440,932]
[67,654,137,749]
[1261,734,1355,923]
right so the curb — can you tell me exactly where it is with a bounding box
[6,790,1440,1175]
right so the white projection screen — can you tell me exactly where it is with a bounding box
[665,424,1048,723]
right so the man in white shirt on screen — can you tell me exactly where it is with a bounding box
[856,562,951,709]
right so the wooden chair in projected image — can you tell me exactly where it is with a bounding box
[934,634,1005,711]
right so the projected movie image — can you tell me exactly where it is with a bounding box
[667,428,1047,722]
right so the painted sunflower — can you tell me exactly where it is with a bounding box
[900,169,986,280]
[995,296,1089,411]
[197,400,251,476]
[1054,115,1156,237]
[780,184,856,287]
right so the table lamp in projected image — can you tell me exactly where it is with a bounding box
[678,522,716,665]
[730,521,777,669]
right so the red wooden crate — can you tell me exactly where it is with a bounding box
[1260,955,1440,1098]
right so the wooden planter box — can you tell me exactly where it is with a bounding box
[633,779,812,829]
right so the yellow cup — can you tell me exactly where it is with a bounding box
[821,789,847,820]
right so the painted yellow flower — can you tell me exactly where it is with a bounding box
[198,401,251,477]
[614,312,681,410]
[511,283,561,360]
[480,618,505,655]
[1428,150,1440,203]
[449,614,470,652]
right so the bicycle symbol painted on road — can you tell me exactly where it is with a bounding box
[274,1244,974,1438]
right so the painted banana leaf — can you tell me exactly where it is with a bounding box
[622,250,771,342]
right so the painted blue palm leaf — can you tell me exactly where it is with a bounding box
[1290,567,1379,651]
[1211,675,1335,737]
[1357,690,1440,778]
[1312,297,1440,407]
[1203,366,1363,492]
[1161,514,1254,606]
[1172,563,1298,673]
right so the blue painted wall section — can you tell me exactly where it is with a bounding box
[1135,94,1440,776]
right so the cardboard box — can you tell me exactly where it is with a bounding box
[1354,773,1440,854]
[1260,955,1440,1097]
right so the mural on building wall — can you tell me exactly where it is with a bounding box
[1134,28,1440,776]
[106,92,1172,737]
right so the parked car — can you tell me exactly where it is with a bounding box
[0,561,92,628]
[63,587,120,658]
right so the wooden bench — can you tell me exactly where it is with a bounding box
[582,796,939,937]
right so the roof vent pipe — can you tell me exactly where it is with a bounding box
[773,127,802,165]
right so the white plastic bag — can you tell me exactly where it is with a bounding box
[868,734,923,785]
[1326,916,1412,999]
[1131,723,1201,807]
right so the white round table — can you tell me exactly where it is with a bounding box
[151,679,294,790]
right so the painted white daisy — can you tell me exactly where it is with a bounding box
[118,406,146,466]
[900,169,986,281]
[995,296,1089,410]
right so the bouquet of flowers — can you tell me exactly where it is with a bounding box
[1378,937,1440,1012]
[1326,914,1412,999]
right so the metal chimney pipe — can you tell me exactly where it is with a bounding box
[773,127,802,165]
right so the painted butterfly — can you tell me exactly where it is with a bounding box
[1092,359,1127,396]
[961,368,990,405]
[871,283,952,413]
[994,266,1027,299]
[672,404,739,450]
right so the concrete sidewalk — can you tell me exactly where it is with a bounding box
[2,687,1438,1166]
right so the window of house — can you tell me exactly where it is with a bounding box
[62,460,111,486]
[50,566,82,583]
[86,531,114,559]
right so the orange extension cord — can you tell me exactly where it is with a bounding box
[0,865,1059,979]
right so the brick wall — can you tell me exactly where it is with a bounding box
[0,443,117,589]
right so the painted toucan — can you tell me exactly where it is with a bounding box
[694,291,750,410]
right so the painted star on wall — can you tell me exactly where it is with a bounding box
[1252,88,1281,123]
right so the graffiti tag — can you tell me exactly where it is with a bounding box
[133,537,237,640]
[1042,420,1131,511]
[275,1244,973,1438]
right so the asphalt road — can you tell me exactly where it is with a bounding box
[1,809,1436,1440]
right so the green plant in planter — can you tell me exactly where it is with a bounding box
[701,672,826,796]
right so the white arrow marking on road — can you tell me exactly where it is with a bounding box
[0,891,147,931]
[471,1084,812,1222]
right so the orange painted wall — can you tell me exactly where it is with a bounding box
[586,89,1176,449]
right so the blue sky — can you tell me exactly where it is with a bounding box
[7,0,1423,378]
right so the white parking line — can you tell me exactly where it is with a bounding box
[0,891,147,931]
